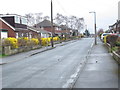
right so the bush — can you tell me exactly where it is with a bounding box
[106,35,118,47]
[41,38,50,46]
[53,37,60,41]
[31,38,39,45]
[41,37,60,46]
[3,37,18,49]
[18,37,30,47]
[116,37,120,46]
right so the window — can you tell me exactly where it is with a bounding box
[21,17,27,25]
[14,15,27,25]
[16,33,18,38]
[1,31,8,38]
[14,16,20,23]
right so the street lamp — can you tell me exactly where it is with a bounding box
[89,11,97,45]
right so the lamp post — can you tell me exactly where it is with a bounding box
[89,11,97,45]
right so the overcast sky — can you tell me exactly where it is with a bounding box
[1,0,120,33]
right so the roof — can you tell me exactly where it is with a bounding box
[60,25,68,30]
[60,25,72,30]
[35,20,57,27]
[0,18,15,30]
[15,28,28,31]
[0,14,26,18]
[28,26,51,34]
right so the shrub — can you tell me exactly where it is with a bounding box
[41,38,49,46]
[31,38,39,45]
[18,37,30,47]
[106,35,118,47]
[41,37,60,46]
[53,37,60,41]
[3,37,18,49]
[116,37,120,46]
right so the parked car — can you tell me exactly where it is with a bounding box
[101,33,112,40]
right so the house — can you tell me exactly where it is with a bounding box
[118,1,120,20]
[0,14,29,38]
[34,20,62,36]
[117,20,120,33]
[60,25,73,37]
[28,26,51,38]
[0,18,15,38]
[109,20,120,34]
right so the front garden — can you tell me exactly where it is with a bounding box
[100,34,120,63]
[1,36,82,56]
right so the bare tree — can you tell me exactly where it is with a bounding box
[25,13,35,26]
[43,16,50,20]
[68,16,76,29]
[54,13,64,25]
[76,18,84,30]
[68,16,84,30]
[35,13,43,24]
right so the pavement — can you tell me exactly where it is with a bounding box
[0,40,77,65]
[73,38,118,88]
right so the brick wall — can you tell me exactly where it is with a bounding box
[0,20,15,38]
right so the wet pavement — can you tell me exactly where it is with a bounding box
[73,39,118,88]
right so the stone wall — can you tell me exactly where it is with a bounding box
[2,45,41,55]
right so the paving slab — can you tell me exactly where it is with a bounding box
[74,39,118,88]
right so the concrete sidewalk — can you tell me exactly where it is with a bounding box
[74,39,118,88]
[0,40,77,65]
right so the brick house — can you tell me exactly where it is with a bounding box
[28,26,51,38]
[0,18,15,38]
[109,1,120,34]
[34,20,62,36]
[109,20,120,34]
[60,25,73,37]
[0,14,29,38]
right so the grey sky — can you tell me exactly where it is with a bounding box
[1,0,119,33]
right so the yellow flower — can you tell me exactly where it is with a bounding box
[4,37,18,48]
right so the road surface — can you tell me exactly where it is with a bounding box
[2,38,118,88]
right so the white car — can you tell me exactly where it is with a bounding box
[101,33,112,40]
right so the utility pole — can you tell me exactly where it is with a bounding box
[94,12,97,45]
[89,11,97,45]
[51,0,54,47]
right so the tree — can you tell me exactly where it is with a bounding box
[75,18,84,30]
[35,13,43,24]
[68,16,84,32]
[54,13,64,25]
[85,29,90,36]
[97,28,104,37]
[25,13,44,26]
[25,13,35,26]
[54,13,84,32]
[43,16,50,20]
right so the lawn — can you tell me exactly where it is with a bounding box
[0,54,8,58]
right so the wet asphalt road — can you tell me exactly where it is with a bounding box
[2,38,94,88]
